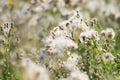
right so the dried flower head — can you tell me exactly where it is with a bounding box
[101,28,115,39]
[46,36,78,56]
[64,53,79,71]
[79,29,99,42]
[0,21,14,37]
[71,70,89,80]
[21,58,50,80]
[102,52,114,62]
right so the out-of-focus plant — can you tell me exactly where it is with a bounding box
[0,21,19,80]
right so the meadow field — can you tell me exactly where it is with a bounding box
[0,0,120,80]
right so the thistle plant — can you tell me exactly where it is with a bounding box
[38,11,118,80]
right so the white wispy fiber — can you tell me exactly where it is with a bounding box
[79,29,99,42]
[44,11,93,56]
[46,36,78,56]
[21,58,50,80]
[64,53,79,71]
[71,70,89,80]
[67,12,89,31]
[51,26,71,38]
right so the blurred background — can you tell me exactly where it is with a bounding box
[0,0,120,53]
